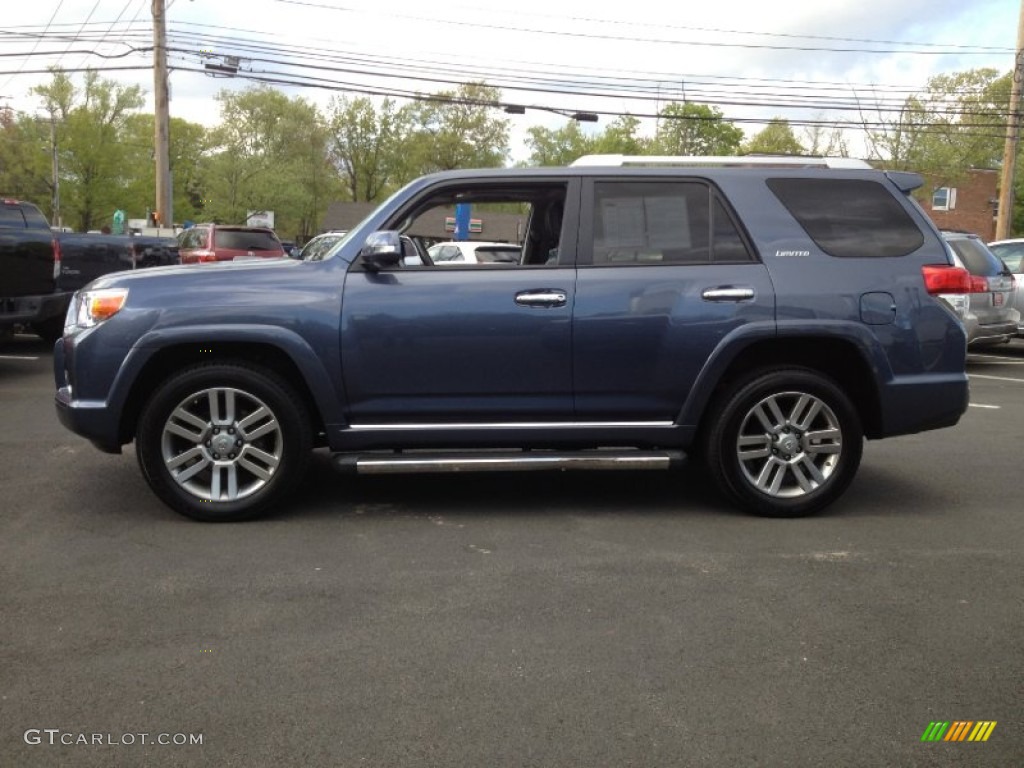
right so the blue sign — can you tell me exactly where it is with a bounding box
[454,203,471,241]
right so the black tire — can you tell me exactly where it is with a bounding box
[34,317,64,345]
[136,362,312,522]
[704,368,863,518]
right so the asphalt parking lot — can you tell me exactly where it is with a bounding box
[1,334,1022,767]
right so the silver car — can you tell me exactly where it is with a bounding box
[987,238,1024,336]
[940,232,1018,348]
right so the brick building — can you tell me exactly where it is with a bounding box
[919,169,998,241]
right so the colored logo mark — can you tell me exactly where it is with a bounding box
[921,721,997,742]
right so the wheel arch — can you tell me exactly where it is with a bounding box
[118,340,331,447]
[686,336,884,445]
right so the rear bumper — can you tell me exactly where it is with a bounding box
[879,373,970,437]
[0,292,71,328]
[968,319,1018,347]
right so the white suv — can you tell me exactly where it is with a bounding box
[428,241,521,265]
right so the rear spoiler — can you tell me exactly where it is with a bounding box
[885,171,923,194]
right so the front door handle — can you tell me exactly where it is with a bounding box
[515,289,567,308]
[702,286,755,302]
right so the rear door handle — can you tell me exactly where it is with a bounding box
[702,286,755,302]
[515,290,567,308]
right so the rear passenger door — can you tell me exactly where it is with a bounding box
[572,178,776,421]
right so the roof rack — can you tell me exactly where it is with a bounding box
[569,154,873,170]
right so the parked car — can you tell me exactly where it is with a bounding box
[428,240,521,265]
[177,224,286,263]
[939,231,1018,347]
[279,240,300,259]
[986,238,1024,336]
[300,231,348,262]
[55,155,972,522]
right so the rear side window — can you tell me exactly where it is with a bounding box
[20,204,50,229]
[946,238,1005,277]
[0,205,27,228]
[767,178,924,258]
[215,229,281,251]
[589,181,752,265]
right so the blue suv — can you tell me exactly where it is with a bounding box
[54,156,971,521]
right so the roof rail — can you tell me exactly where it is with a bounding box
[569,154,873,170]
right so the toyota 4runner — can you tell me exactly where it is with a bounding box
[54,155,972,522]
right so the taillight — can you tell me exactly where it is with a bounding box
[968,275,989,294]
[922,264,970,294]
[52,237,62,280]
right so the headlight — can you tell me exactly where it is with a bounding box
[65,288,129,332]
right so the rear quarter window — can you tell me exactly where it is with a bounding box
[0,205,27,228]
[767,178,924,258]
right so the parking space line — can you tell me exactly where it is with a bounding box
[970,373,1024,383]
[0,355,40,361]
[968,349,1024,360]
[968,403,1001,409]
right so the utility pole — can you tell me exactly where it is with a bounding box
[152,0,171,229]
[996,0,1024,240]
[50,111,61,228]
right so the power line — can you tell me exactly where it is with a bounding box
[0,0,65,94]
[268,0,1012,56]
[1,12,1015,147]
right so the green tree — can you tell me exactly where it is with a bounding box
[404,83,510,173]
[32,69,144,231]
[861,68,1008,179]
[524,120,597,166]
[327,95,411,202]
[801,118,849,158]
[0,108,53,216]
[120,114,210,225]
[653,103,743,155]
[742,118,805,156]
[591,114,651,155]
[524,114,650,166]
[203,86,340,238]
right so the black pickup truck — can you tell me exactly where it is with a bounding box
[1,198,178,343]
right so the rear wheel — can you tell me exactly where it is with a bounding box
[136,362,312,522]
[705,368,863,518]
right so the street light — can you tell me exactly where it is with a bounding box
[504,105,599,123]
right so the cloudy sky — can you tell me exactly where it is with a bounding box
[0,0,1018,161]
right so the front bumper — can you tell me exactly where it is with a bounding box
[53,339,124,453]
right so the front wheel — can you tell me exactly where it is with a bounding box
[136,363,312,522]
[705,368,863,518]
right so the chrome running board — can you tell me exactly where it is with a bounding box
[333,450,684,475]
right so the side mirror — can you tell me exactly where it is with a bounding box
[359,231,404,271]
